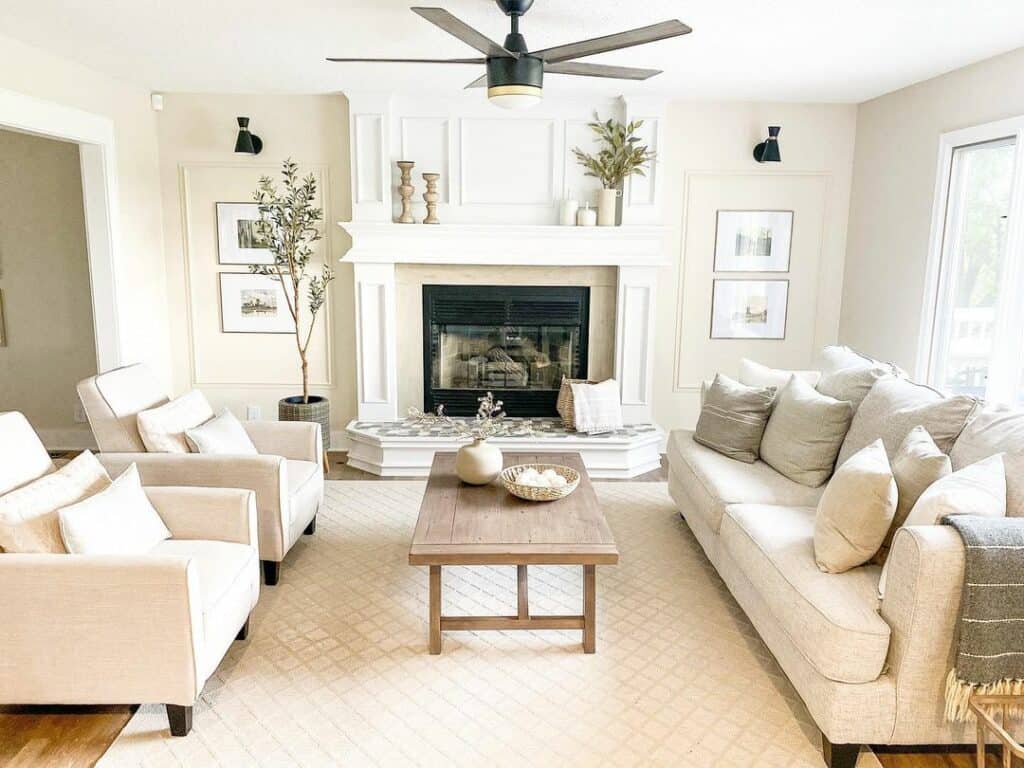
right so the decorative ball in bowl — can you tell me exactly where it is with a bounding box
[500,464,580,502]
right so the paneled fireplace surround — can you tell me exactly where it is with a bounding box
[340,222,669,478]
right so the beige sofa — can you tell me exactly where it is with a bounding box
[668,407,1023,767]
[77,364,323,585]
[0,412,260,736]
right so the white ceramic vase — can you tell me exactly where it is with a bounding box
[597,188,618,226]
[455,438,503,485]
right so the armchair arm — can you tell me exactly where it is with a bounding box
[243,420,322,463]
[880,525,968,742]
[145,486,257,546]
[0,554,202,706]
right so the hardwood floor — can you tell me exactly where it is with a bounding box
[2,451,1011,768]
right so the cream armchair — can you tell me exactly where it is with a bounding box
[0,411,259,737]
[77,364,324,585]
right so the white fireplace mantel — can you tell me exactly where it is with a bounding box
[338,221,670,425]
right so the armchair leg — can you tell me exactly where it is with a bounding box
[304,515,317,535]
[262,559,281,586]
[821,735,860,768]
[166,704,193,737]
[236,617,250,641]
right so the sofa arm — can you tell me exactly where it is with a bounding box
[145,486,257,546]
[242,420,322,463]
[0,554,202,706]
[880,525,967,742]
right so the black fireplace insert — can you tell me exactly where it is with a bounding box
[422,284,590,417]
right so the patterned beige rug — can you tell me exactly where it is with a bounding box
[99,481,880,767]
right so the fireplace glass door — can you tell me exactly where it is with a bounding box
[423,285,590,416]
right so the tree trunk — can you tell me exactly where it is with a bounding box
[301,353,309,403]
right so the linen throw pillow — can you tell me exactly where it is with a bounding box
[819,345,905,378]
[0,451,112,553]
[738,358,822,390]
[693,374,775,463]
[815,365,888,411]
[903,454,1006,528]
[59,464,171,555]
[136,389,214,453]
[836,377,979,467]
[874,426,952,566]
[185,409,258,455]
[814,439,897,573]
[760,376,855,487]
[950,406,1024,517]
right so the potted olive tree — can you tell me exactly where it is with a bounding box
[572,115,656,226]
[252,159,334,453]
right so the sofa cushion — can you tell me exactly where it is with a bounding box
[837,377,979,467]
[720,503,891,684]
[137,389,215,454]
[951,406,1024,517]
[667,430,824,535]
[694,374,775,463]
[816,365,888,411]
[0,451,111,553]
[819,345,905,378]
[739,358,821,390]
[0,412,56,496]
[760,376,854,488]
[904,454,1006,528]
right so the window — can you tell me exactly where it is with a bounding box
[923,118,1024,406]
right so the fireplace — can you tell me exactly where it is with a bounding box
[422,284,590,416]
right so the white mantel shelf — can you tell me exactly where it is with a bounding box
[339,222,670,266]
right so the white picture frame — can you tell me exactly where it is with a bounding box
[219,273,293,334]
[216,202,274,265]
[714,210,793,272]
[710,279,789,340]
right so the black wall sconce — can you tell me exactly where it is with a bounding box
[234,116,262,155]
[753,125,781,163]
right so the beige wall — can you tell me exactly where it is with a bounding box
[841,46,1024,373]
[0,33,169,386]
[155,93,355,437]
[653,101,858,432]
[0,130,96,443]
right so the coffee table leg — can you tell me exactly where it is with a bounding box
[583,565,596,654]
[517,565,529,619]
[429,565,442,654]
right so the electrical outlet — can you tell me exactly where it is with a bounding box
[246,405,261,421]
[74,399,89,424]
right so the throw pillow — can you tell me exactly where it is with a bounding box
[185,409,258,455]
[836,377,979,467]
[950,406,1024,517]
[814,439,897,573]
[59,464,171,555]
[136,389,214,453]
[819,345,905,378]
[0,451,111,553]
[693,374,775,463]
[874,426,952,565]
[815,366,889,411]
[760,376,855,487]
[903,454,1006,528]
[738,358,822,390]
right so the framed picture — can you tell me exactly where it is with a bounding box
[714,210,793,272]
[219,273,293,334]
[216,202,274,265]
[710,279,789,340]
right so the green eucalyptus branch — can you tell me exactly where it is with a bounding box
[571,114,656,190]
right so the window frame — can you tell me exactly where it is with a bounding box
[918,115,1024,405]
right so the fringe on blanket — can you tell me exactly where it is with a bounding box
[945,668,1024,722]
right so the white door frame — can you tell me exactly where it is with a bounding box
[0,88,124,372]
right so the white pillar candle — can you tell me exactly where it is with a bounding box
[559,198,579,226]
[576,202,597,227]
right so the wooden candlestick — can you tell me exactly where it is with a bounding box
[422,172,440,225]
[396,161,415,224]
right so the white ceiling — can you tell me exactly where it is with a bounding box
[2,0,1023,102]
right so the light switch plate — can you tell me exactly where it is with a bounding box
[246,405,261,421]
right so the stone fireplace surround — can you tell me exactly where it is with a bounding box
[339,221,669,477]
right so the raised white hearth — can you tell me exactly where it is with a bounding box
[338,222,669,478]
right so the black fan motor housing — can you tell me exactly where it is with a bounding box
[487,54,543,90]
[496,0,534,16]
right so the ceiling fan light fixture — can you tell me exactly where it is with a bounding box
[487,84,542,110]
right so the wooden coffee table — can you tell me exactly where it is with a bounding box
[409,451,619,654]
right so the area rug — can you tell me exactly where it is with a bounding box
[99,481,879,767]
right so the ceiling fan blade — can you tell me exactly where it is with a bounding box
[545,62,662,80]
[411,7,519,58]
[326,57,486,64]
[531,20,691,64]
[464,74,488,89]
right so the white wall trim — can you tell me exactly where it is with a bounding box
[0,87,124,373]
[916,114,1024,382]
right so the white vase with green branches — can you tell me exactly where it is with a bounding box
[251,159,335,450]
[572,115,656,226]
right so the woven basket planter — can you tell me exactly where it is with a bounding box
[556,377,596,431]
[278,396,330,455]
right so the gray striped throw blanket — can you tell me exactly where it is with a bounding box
[942,514,1024,721]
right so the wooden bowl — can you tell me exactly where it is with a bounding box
[500,464,580,502]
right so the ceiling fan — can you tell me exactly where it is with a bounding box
[327,0,691,110]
